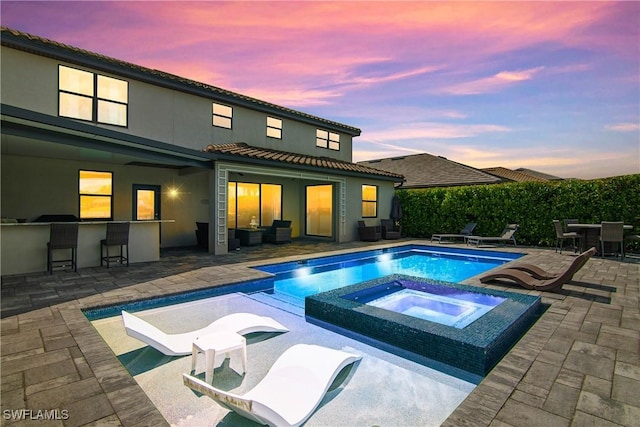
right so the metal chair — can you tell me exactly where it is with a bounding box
[599,221,624,259]
[101,222,130,267]
[47,223,79,274]
[553,220,581,253]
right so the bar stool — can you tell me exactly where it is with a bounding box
[47,223,79,274]
[101,222,130,268]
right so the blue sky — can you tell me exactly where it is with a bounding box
[2,1,639,179]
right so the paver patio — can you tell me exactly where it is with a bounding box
[1,240,638,426]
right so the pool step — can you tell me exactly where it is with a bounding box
[246,292,305,317]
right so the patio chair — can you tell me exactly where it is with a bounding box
[600,221,624,259]
[466,224,518,247]
[262,220,292,244]
[380,219,401,240]
[478,247,596,291]
[183,344,361,427]
[122,311,288,356]
[431,222,477,243]
[553,220,581,254]
[563,218,579,231]
[47,223,79,274]
[357,220,381,242]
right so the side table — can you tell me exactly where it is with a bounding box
[191,331,247,383]
[235,228,263,246]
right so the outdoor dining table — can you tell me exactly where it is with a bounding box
[567,223,633,253]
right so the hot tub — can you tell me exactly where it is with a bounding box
[305,274,543,377]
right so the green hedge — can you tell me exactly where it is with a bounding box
[396,174,640,247]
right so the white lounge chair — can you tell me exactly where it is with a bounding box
[183,344,361,427]
[121,310,288,356]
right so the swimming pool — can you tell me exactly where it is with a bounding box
[83,244,535,380]
[257,244,522,303]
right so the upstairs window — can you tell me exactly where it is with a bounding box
[361,184,378,217]
[79,170,113,220]
[213,103,232,128]
[266,117,282,139]
[316,129,340,150]
[59,65,128,126]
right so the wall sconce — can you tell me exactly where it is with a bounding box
[168,188,179,199]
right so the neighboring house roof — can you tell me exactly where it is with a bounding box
[205,143,404,182]
[515,168,564,181]
[0,26,360,136]
[357,153,503,188]
[482,167,549,182]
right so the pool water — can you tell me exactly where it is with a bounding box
[341,279,507,329]
[367,288,505,329]
[257,246,521,302]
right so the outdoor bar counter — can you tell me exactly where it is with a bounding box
[0,220,172,275]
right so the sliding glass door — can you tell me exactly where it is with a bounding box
[306,184,333,237]
[227,182,282,229]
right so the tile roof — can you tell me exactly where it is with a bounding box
[515,168,564,180]
[482,167,549,182]
[1,26,360,136]
[205,143,404,181]
[357,153,503,188]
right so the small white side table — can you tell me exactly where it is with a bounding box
[191,331,247,383]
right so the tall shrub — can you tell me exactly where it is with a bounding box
[396,174,640,247]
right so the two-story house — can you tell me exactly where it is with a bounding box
[1,27,403,275]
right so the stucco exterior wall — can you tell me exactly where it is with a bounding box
[1,46,353,162]
[1,43,396,253]
[344,177,397,242]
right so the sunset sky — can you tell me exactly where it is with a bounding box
[2,1,638,179]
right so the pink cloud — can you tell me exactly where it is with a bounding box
[4,1,634,106]
[363,122,511,141]
[436,67,545,95]
[605,123,640,132]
